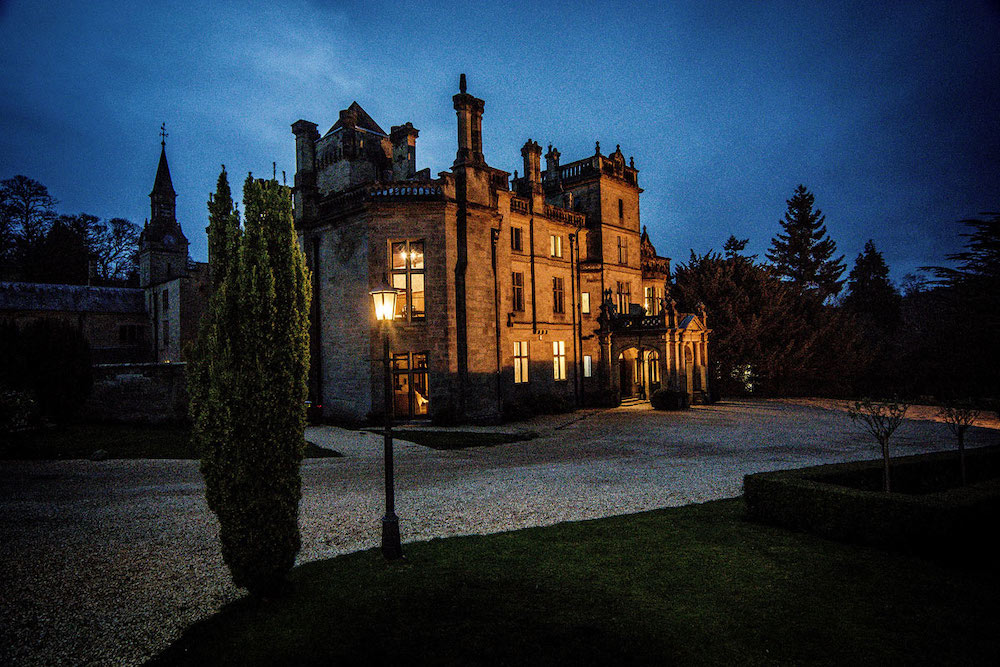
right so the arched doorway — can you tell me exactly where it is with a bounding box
[618,347,661,400]
[618,348,639,398]
[645,349,661,395]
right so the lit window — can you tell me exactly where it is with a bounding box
[644,286,658,314]
[511,226,523,252]
[514,341,529,383]
[392,351,430,418]
[512,272,524,312]
[550,234,562,258]
[583,355,593,378]
[552,276,565,314]
[581,291,590,315]
[616,281,631,314]
[553,341,566,381]
[389,240,425,322]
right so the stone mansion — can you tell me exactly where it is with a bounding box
[292,76,709,423]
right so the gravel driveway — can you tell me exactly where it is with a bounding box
[1,398,996,666]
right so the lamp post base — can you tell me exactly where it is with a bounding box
[381,513,403,560]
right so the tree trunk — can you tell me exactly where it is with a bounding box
[958,429,966,486]
[880,437,891,493]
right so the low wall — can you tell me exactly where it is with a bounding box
[84,362,188,423]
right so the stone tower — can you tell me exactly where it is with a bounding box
[138,133,189,289]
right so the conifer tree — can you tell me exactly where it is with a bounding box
[189,170,310,597]
[843,239,900,331]
[766,185,845,301]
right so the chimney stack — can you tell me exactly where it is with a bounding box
[521,139,542,192]
[390,122,420,179]
[453,73,485,167]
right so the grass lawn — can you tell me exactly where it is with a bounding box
[149,499,999,666]
[0,422,341,460]
[385,429,537,450]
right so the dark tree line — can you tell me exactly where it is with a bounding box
[672,185,998,402]
[0,175,140,285]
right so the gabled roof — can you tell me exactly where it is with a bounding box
[150,146,175,197]
[678,314,705,330]
[326,102,387,136]
[0,282,146,314]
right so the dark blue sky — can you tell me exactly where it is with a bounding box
[2,0,997,281]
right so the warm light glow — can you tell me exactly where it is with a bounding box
[370,284,399,322]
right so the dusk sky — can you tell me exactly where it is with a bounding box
[1,0,997,282]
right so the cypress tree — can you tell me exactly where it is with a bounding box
[189,171,310,596]
[766,185,846,301]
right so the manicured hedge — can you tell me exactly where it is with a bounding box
[743,446,1000,562]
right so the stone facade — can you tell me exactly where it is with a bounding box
[293,76,710,423]
[0,281,149,363]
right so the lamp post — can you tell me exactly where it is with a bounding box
[370,280,403,560]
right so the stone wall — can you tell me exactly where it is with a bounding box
[84,362,189,423]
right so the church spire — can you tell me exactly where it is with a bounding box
[149,124,176,224]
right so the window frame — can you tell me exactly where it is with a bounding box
[512,271,525,312]
[616,281,631,314]
[511,226,523,253]
[552,276,565,314]
[553,340,566,381]
[388,239,426,323]
[513,341,529,384]
[550,234,562,258]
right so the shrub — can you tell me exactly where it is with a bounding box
[0,318,91,421]
[651,388,689,411]
[744,447,1000,562]
[584,388,620,408]
[0,388,39,435]
[502,398,534,423]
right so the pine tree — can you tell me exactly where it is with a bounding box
[843,239,900,331]
[766,185,845,301]
[189,170,311,597]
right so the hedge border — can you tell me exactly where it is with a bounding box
[743,446,1000,562]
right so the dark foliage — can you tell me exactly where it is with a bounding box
[0,175,139,284]
[650,388,689,410]
[671,249,866,397]
[744,447,1000,562]
[918,213,1000,399]
[189,171,311,597]
[0,318,91,420]
[766,185,846,301]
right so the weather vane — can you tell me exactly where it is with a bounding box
[160,123,168,147]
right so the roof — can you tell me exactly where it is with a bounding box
[0,282,146,314]
[326,102,387,136]
[150,145,176,197]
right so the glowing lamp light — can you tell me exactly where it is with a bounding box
[370,280,398,322]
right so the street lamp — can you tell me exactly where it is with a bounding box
[370,278,403,560]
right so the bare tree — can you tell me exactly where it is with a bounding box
[91,217,140,282]
[938,400,980,485]
[848,397,909,492]
[0,175,57,248]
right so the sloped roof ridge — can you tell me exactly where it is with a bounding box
[327,101,387,136]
